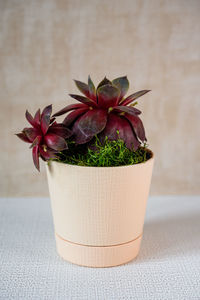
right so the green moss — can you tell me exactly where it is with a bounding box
[53,136,152,167]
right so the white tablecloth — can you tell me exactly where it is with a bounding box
[0,196,200,299]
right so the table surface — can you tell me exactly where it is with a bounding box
[0,196,200,300]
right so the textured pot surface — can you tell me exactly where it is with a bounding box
[46,153,154,267]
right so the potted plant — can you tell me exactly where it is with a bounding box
[16,76,154,267]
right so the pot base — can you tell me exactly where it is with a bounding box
[55,233,142,268]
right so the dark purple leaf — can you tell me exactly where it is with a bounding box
[49,124,72,138]
[74,79,90,98]
[25,110,37,128]
[32,145,40,171]
[30,135,42,148]
[63,108,88,127]
[112,76,129,102]
[97,84,120,108]
[97,77,111,89]
[34,109,41,125]
[114,105,141,115]
[72,123,94,144]
[124,114,146,142]
[23,127,39,142]
[16,132,30,143]
[69,94,97,107]
[88,75,96,101]
[53,103,88,117]
[44,133,68,151]
[73,109,107,144]
[41,105,52,135]
[99,114,140,150]
[120,90,151,106]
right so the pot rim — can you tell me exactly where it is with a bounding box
[46,149,154,170]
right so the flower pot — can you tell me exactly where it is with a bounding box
[46,151,154,267]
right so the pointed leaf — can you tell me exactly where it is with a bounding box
[41,105,52,135]
[42,105,52,118]
[124,114,146,142]
[112,76,129,101]
[32,145,40,171]
[69,94,97,107]
[15,132,31,143]
[121,90,151,106]
[99,114,140,150]
[114,105,141,115]
[97,84,120,108]
[53,103,88,117]
[23,127,39,142]
[63,108,88,127]
[44,133,68,151]
[97,77,111,89]
[74,80,90,98]
[25,110,37,128]
[34,109,41,125]
[88,75,96,101]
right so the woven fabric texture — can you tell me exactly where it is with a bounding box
[0,196,200,299]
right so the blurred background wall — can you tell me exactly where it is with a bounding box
[1,0,200,197]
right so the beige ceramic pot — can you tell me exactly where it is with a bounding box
[46,151,154,268]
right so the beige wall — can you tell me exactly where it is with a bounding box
[1,0,200,197]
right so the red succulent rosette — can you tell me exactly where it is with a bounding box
[53,76,150,150]
[16,105,71,170]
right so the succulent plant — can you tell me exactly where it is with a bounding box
[16,105,71,170]
[53,76,150,150]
